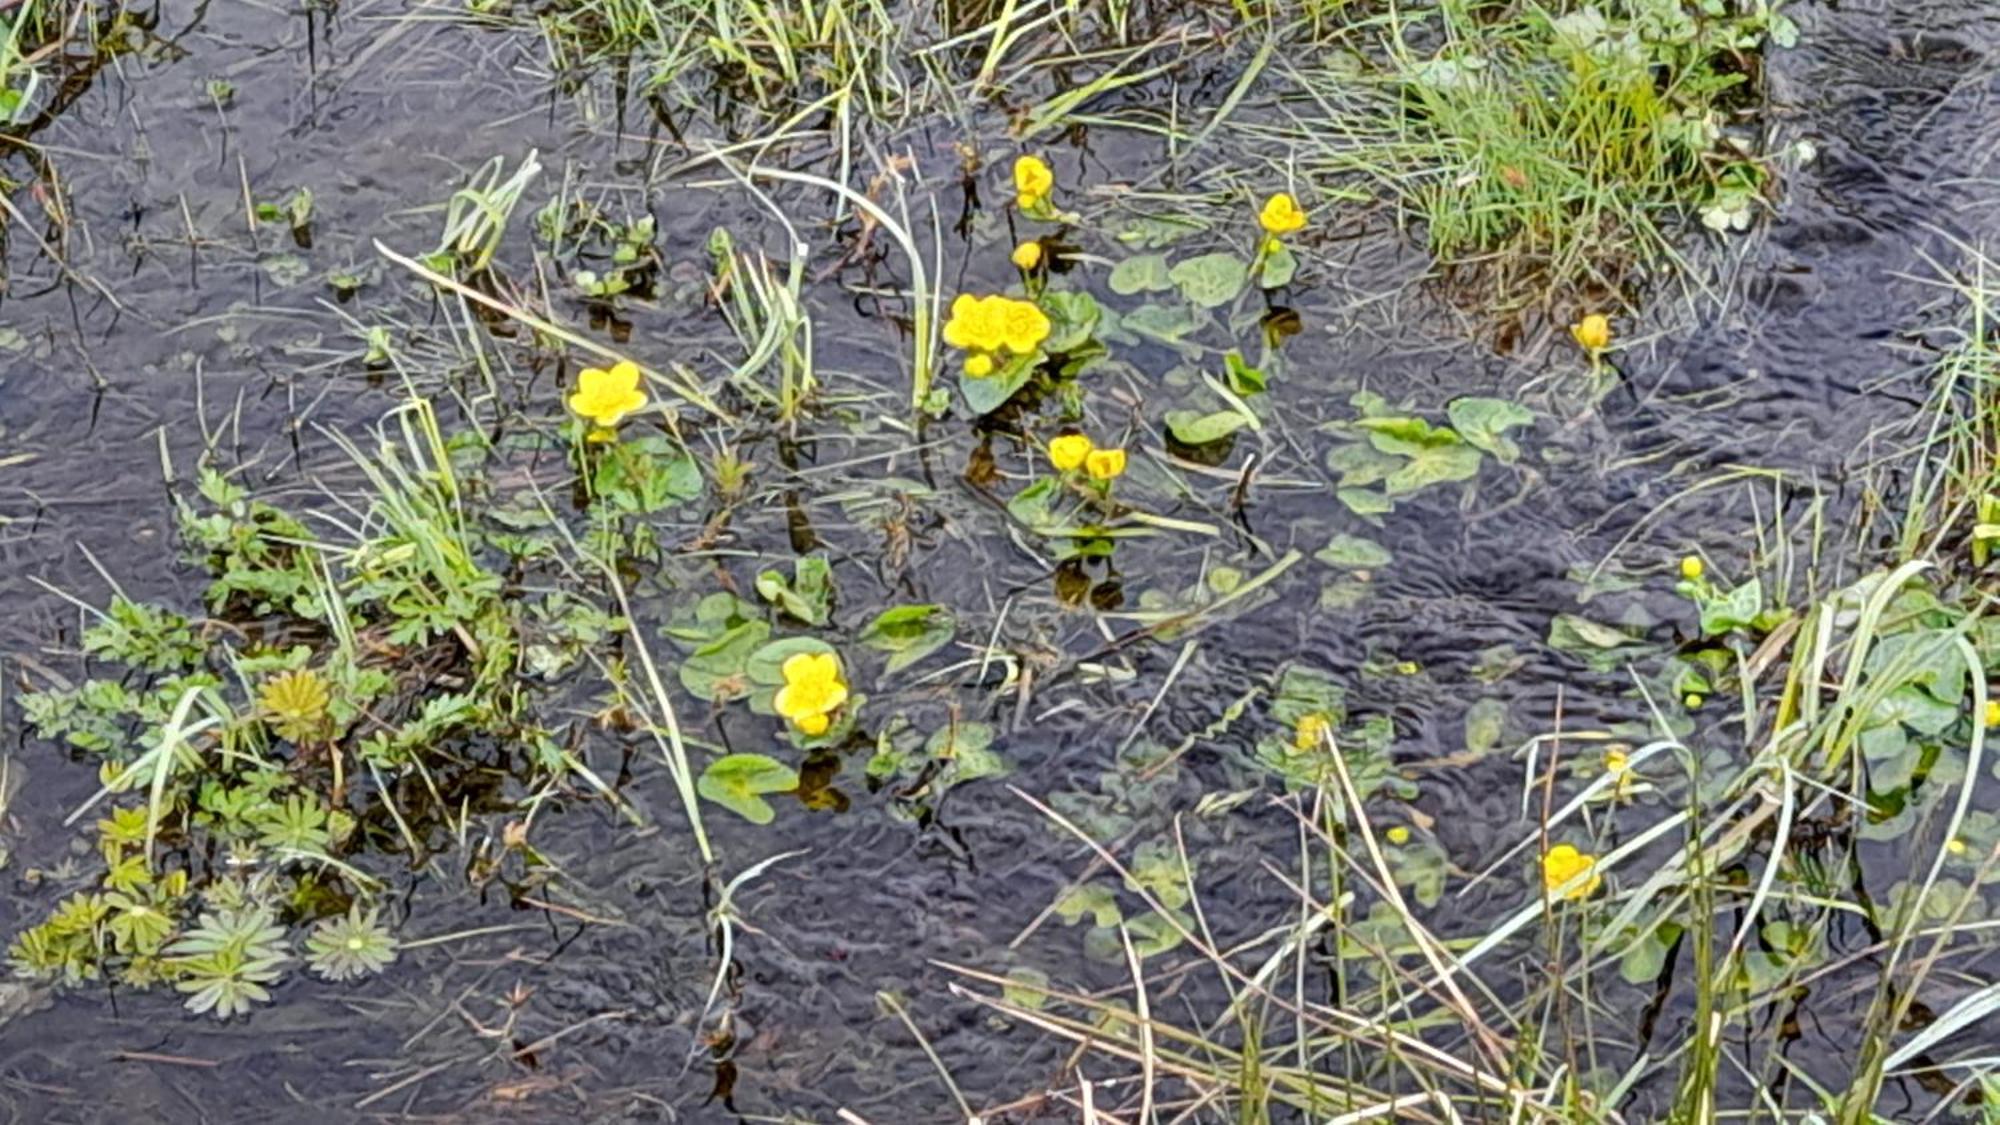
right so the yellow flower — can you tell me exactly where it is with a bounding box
[1684,693,1704,710]
[1947,837,1969,856]
[1012,241,1044,270]
[1385,826,1411,846]
[1542,844,1601,900]
[1571,314,1612,354]
[260,668,332,742]
[1259,192,1307,235]
[964,353,995,378]
[1293,711,1331,751]
[773,651,848,735]
[1986,700,2000,728]
[1680,555,1704,580]
[1048,433,1093,472]
[568,359,648,429]
[1084,447,1127,481]
[1014,155,1054,208]
[995,297,1051,355]
[1603,748,1630,776]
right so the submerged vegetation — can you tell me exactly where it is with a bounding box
[2,0,1996,1120]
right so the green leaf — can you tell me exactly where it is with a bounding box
[1699,578,1763,637]
[1258,245,1297,288]
[697,754,799,825]
[1108,254,1173,295]
[755,555,834,626]
[960,350,1038,415]
[1006,477,1063,534]
[1337,487,1394,517]
[1316,534,1391,569]
[1054,883,1122,928]
[1164,409,1249,446]
[1360,416,1459,455]
[1114,215,1207,249]
[928,721,1007,784]
[1384,444,1483,494]
[1223,351,1266,396]
[859,605,957,675]
[679,620,771,702]
[1168,253,1248,309]
[594,435,702,513]
[1446,397,1534,464]
[1464,698,1507,757]
[1119,303,1201,346]
[1040,290,1102,352]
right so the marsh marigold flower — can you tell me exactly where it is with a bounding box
[964,354,995,378]
[1014,155,1054,209]
[1084,447,1127,481]
[1048,433,1093,472]
[995,298,1051,354]
[1986,700,2000,728]
[569,359,648,429]
[1680,555,1704,580]
[774,651,848,736]
[1259,192,1307,236]
[1385,826,1411,845]
[1542,843,1601,900]
[1571,314,1612,354]
[1012,241,1044,270]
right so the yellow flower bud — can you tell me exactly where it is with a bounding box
[1680,555,1704,580]
[1012,241,1044,270]
[1385,826,1411,846]
[1084,447,1127,481]
[964,353,995,378]
[1986,700,2000,728]
[1571,314,1612,353]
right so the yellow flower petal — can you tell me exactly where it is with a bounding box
[775,651,848,726]
[1012,241,1044,270]
[1048,433,1093,472]
[1259,192,1307,235]
[1571,314,1612,353]
[1542,843,1601,900]
[964,354,995,378]
[1680,555,1704,580]
[794,711,830,736]
[1385,826,1411,845]
[1084,447,1126,481]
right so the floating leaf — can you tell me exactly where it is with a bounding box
[1054,882,1123,928]
[1337,488,1394,517]
[1384,444,1483,495]
[1316,534,1391,569]
[860,605,957,675]
[1120,303,1202,346]
[1164,409,1249,446]
[1446,397,1534,464]
[929,721,1007,784]
[1108,253,1174,295]
[697,754,799,825]
[1464,698,1508,757]
[679,620,771,702]
[960,350,1040,415]
[1040,290,1102,352]
[1168,253,1248,309]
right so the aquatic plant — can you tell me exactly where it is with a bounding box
[568,359,650,431]
[773,651,849,737]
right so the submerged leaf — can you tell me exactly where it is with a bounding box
[1168,253,1248,309]
[1446,397,1534,463]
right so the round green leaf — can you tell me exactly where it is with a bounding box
[1168,253,1248,309]
[697,754,799,825]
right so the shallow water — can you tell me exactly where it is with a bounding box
[2,1,1998,1121]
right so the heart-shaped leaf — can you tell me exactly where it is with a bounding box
[697,753,799,825]
[859,605,957,675]
[1168,253,1248,309]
